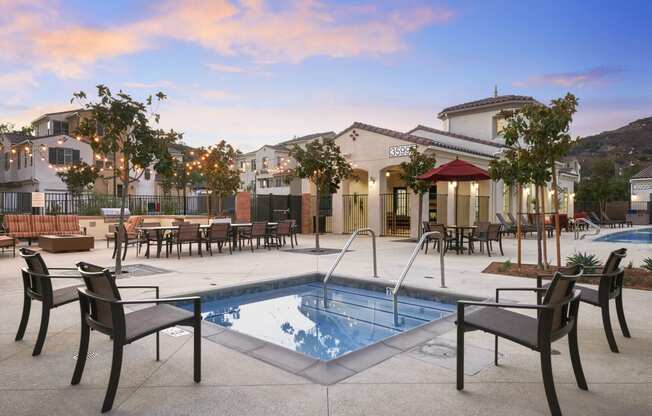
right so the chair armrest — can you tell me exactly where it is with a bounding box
[23,269,81,279]
[117,296,200,305]
[49,267,79,271]
[457,299,549,311]
[117,285,160,290]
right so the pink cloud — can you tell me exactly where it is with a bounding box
[0,1,455,79]
[513,67,623,88]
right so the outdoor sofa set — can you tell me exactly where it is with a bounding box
[13,244,632,414]
[3,214,85,243]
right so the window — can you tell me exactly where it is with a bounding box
[262,157,268,169]
[23,151,28,168]
[274,177,283,187]
[4,153,9,171]
[49,120,69,135]
[48,147,80,165]
[239,161,245,171]
[493,116,508,138]
[117,184,124,197]
[250,159,256,171]
[144,168,151,180]
[17,150,21,169]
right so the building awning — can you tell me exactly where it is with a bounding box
[417,158,490,182]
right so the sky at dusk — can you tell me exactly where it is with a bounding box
[1,0,651,151]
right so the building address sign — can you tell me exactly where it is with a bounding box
[388,145,416,158]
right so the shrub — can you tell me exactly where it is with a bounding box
[642,258,652,272]
[627,261,634,269]
[566,252,602,273]
[498,259,513,272]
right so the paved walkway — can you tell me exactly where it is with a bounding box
[1,228,650,415]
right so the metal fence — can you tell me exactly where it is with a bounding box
[0,191,211,216]
[343,194,368,233]
[380,193,410,237]
[251,194,303,230]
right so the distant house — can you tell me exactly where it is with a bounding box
[630,164,652,203]
[237,132,335,195]
[0,109,93,192]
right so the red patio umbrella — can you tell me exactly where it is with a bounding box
[417,158,490,225]
[417,158,490,181]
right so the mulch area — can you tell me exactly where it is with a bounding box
[482,262,652,291]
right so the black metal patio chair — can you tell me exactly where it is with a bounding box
[457,266,587,416]
[204,223,232,255]
[15,248,82,356]
[538,248,630,353]
[464,221,489,254]
[72,262,202,413]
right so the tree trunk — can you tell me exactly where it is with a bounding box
[517,184,522,269]
[551,163,561,268]
[417,193,424,240]
[314,188,321,251]
[535,185,543,270]
[541,185,549,269]
[115,165,129,275]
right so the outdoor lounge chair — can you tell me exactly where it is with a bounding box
[590,211,615,228]
[73,262,201,413]
[508,213,536,235]
[15,248,81,356]
[495,213,516,236]
[538,248,630,353]
[457,266,587,416]
[602,212,630,228]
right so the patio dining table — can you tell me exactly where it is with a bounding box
[446,225,476,255]
[137,222,278,258]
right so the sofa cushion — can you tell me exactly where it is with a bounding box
[55,215,80,234]
[125,216,143,233]
[30,215,59,235]
[5,215,34,238]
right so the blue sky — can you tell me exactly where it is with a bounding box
[1,0,651,151]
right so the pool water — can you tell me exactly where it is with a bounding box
[595,228,652,244]
[180,283,455,361]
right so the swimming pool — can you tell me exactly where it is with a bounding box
[178,280,456,361]
[595,228,652,244]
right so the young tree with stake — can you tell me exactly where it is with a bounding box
[400,148,436,239]
[72,85,178,273]
[198,141,241,217]
[290,140,353,251]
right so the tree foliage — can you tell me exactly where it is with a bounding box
[198,140,241,215]
[56,162,99,196]
[400,147,436,196]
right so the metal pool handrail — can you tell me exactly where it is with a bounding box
[390,231,445,325]
[574,217,600,240]
[323,228,377,303]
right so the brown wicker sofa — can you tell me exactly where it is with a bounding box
[4,214,85,244]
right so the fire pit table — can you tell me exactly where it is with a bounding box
[38,235,95,253]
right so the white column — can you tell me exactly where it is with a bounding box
[332,185,344,234]
[447,181,456,225]
[367,172,381,234]
[409,190,420,239]
[469,181,479,224]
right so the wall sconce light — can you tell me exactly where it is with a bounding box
[450,181,458,188]
[385,171,390,177]
[369,176,376,184]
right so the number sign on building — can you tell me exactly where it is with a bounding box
[388,145,416,158]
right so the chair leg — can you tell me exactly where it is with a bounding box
[71,322,90,385]
[601,302,619,352]
[615,294,631,338]
[494,336,498,365]
[32,304,50,356]
[102,341,124,413]
[456,324,464,390]
[121,241,128,261]
[499,238,504,255]
[540,345,562,416]
[194,320,201,383]
[568,323,588,390]
[15,295,31,341]
[156,331,160,361]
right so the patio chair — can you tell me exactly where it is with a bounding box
[0,234,16,257]
[137,221,162,256]
[203,223,232,255]
[112,225,141,261]
[465,222,490,255]
[421,222,440,252]
[495,213,516,236]
[538,248,630,353]
[284,219,299,246]
[427,224,455,254]
[15,248,81,356]
[239,222,269,252]
[268,221,293,249]
[72,262,201,413]
[457,266,587,416]
[168,223,202,259]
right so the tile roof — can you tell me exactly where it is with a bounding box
[278,131,335,146]
[438,95,540,118]
[338,122,496,158]
[407,124,503,148]
[0,132,33,144]
[632,164,652,179]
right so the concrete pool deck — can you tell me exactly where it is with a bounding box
[0,227,651,415]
